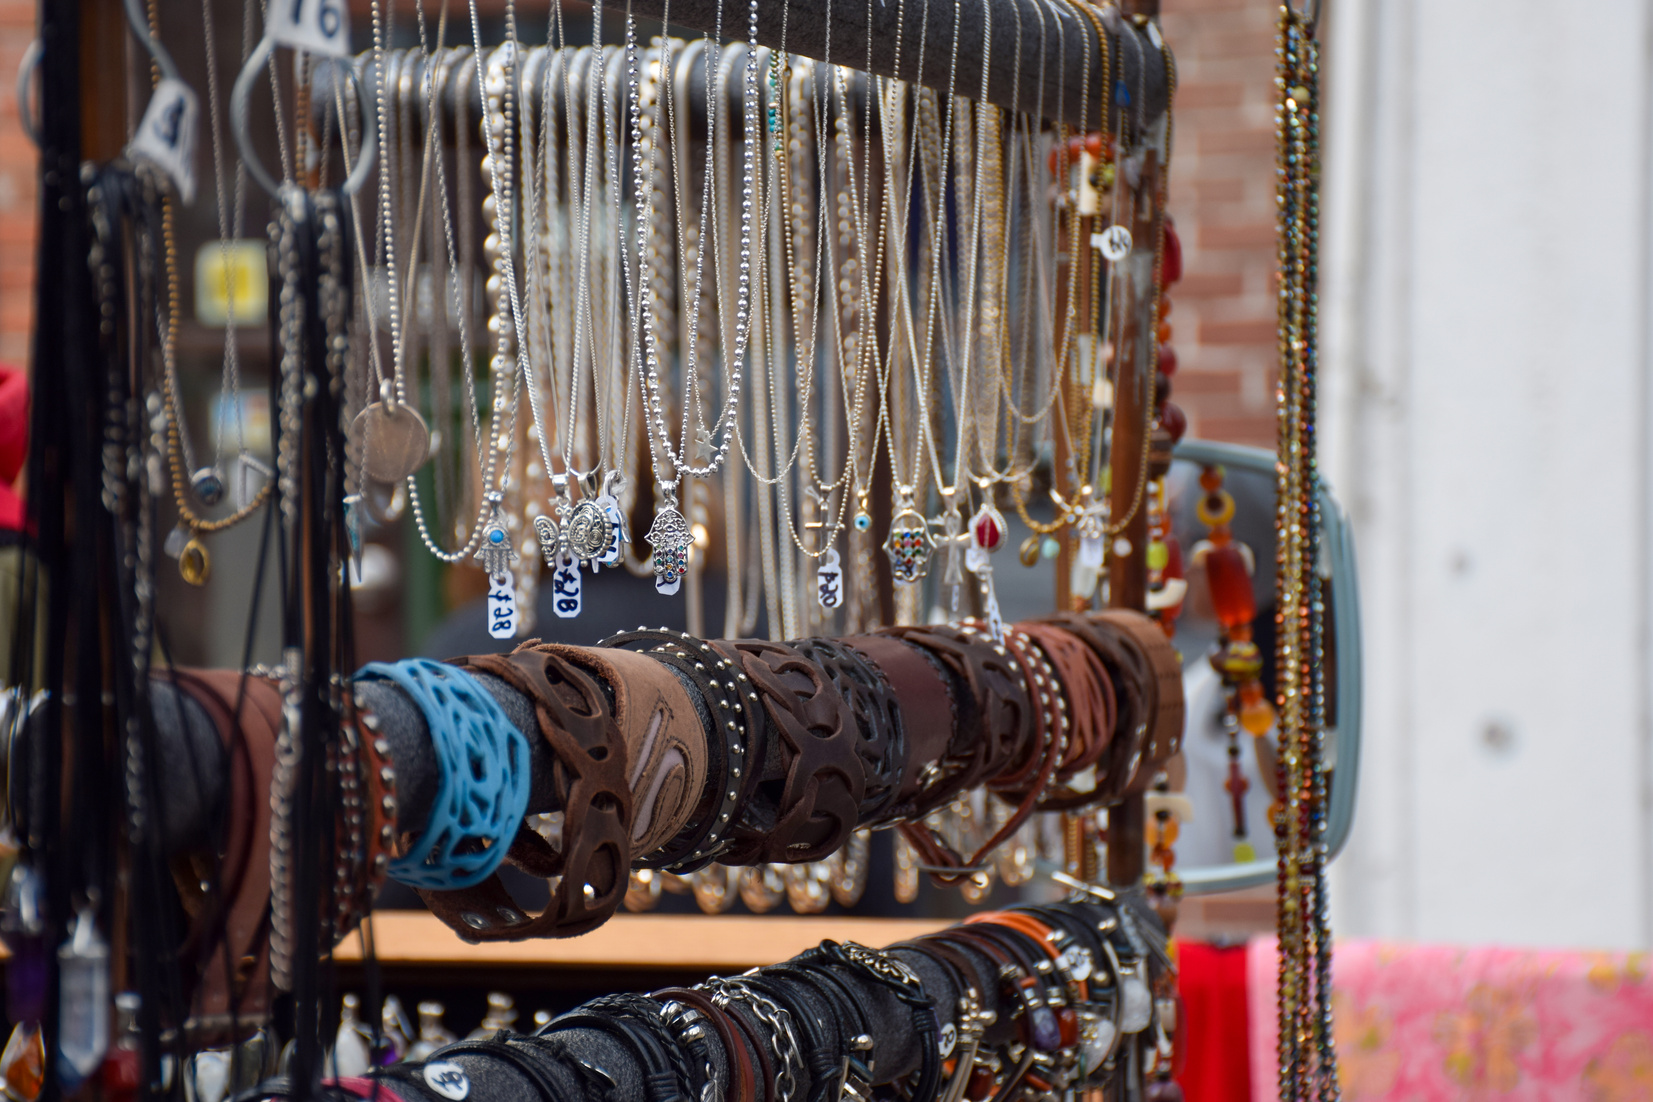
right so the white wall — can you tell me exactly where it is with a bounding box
[1320,0,1653,949]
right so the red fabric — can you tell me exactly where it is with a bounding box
[0,366,26,532]
[1176,940,1252,1102]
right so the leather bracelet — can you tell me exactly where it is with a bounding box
[417,643,631,941]
[874,624,1034,816]
[710,639,862,865]
[699,979,778,1102]
[602,629,763,872]
[837,634,956,823]
[788,637,906,824]
[1033,614,1150,803]
[736,974,842,1102]
[1027,624,1117,777]
[769,962,880,1102]
[424,1034,568,1102]
[653,987,755,1102]
[165,668,283,1045]
[799,941,941,1102]
[335,697,397,943]
[545,999,692,1102]
[1088,611,1185,794]
[535,644,710,857]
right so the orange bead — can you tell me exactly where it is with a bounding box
[1204,542,1256,628]
[1157,322,1173,344]
[1158,297,1173,319]
[1198,465,1224,493]
[1240,694,1276,736]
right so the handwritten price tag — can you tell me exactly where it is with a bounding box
[128,79,199,203]
[265,0,350,58]
[486,571,518,640]
[816,548,844,610]
[551,552,583,619]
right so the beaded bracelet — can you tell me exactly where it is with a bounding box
[355,658,530,889]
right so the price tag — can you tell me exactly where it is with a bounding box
[128,79,199,204]
[423,1062,470,1101]
[551,551,583,619]
[265,0,351,58]
[816,548,844,610]
[937,1021,957,1059]
[596,493,629,566]
[486,571,518,640]
[1093,224,1133,262]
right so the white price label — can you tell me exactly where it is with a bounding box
[128,79,199,204]
[1093,224,1133,262]
[265,0,350,58]
[423,1062,470,1101]
[486,572,518,640]
[551,551,583,619]
[816,548,844,610]
[984,587,1005,644]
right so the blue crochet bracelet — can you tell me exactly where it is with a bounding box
[355,658,531,889]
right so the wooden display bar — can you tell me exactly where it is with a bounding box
[335,912,951,972]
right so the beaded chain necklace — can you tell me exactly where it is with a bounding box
[1271,5,1337,1100]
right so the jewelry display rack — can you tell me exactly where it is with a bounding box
[10,0,1341,1096]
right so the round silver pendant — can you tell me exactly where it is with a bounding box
[352,401,431,484]
[564,499,614,561]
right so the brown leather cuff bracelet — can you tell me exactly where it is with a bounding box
[1089,611,1185,794]
[165,668,283,1045]
[419,643,634,941]
[839,634,956,822]
[713,638,863,864]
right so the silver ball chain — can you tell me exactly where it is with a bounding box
[635,0,761,487]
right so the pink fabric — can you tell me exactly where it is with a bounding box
[1247,937,1653,1101]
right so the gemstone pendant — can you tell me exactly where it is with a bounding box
[191,467,225,507]
[969,501,1007,554]
[883,508,934,586]
[646,505,692,595]
[475,498,517,578]
[178,536,210,586]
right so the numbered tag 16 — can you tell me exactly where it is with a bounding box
[128,79,199,204]
[486,571,518,640]
[265,0,350,58]
[551,551,582,619]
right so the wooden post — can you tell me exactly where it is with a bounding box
[1106,0,1162,889]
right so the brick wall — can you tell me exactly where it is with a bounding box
[1160,0,1280,449]
[0,0,35,367]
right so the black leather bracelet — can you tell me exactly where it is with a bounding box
[427,1033,571,1102]
[542,1001,690,1102]
[800,941,941,1102]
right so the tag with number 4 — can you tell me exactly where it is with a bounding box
[266,0,350,58]
[128,79,199,204]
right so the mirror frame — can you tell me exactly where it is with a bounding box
[1170,439,1362,895]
